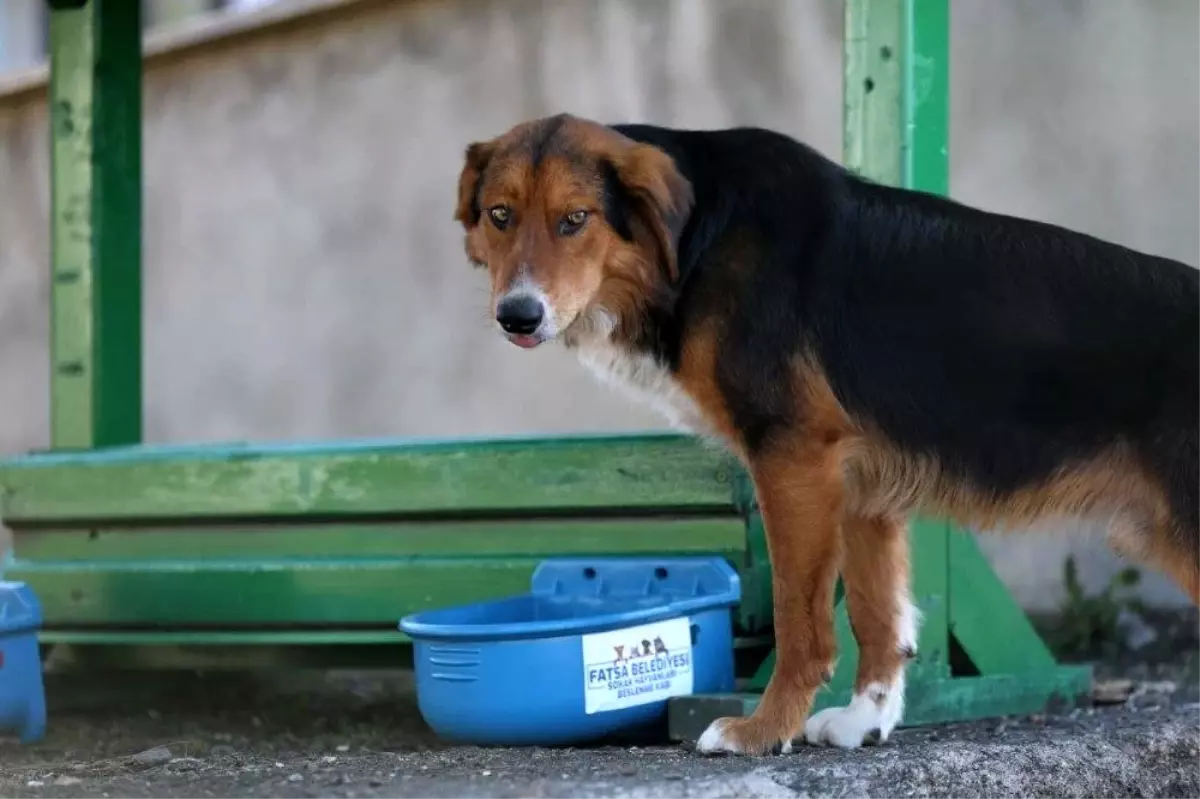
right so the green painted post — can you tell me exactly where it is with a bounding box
[844,0,954,682]
[48,0,142,450]
[901,0,949,196]
[902,0,953,683]
[902,0,952,682]
[843,0,904,185]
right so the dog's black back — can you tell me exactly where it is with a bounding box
[613,123,1198,551]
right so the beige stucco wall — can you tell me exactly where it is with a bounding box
[0,0,1196,610]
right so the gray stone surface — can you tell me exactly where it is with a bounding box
[2,654,1197,798]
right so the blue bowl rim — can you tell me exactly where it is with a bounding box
[400,557,741,643]
[0,581,42,634]
[399,591,739,643]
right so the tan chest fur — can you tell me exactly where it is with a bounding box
[573,339,710,435]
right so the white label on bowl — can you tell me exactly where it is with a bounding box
[581,616,694,715]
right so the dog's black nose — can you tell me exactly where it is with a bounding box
[496,295,544,335]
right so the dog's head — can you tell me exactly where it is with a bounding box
[454,114,693,349]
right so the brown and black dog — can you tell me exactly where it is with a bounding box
[453,114,1199,756]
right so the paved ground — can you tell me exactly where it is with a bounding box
[3,620,1198,798]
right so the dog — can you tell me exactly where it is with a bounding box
[453,114,1198,756]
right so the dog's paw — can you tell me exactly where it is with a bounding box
[803,685,903,749]
[696,717,794,756]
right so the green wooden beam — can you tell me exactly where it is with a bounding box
[9,557,548,627]
[43,641,417,669]
[49,0,143,451]
[44,631,412,648]
[11,523,743,628]
[11,518,745,563]
[0,435,739,523]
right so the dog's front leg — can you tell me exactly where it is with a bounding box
[696,444,843,756]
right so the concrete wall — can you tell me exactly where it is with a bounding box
[0,0,1196,611]
[0,1,43,73]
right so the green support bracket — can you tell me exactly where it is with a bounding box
[669,0,1091,742]
[48,0,143,450]
[732,468,774,635]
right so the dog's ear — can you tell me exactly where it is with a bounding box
[454,140,497,227]
[606,144,694,281]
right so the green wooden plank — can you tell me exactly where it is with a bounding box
[11,518,745,561]
[40,642,415,671]
[8,558,543,626]
[42,630,411,647]
[0,435,738,523]
[5,432,701,466]
[49,0,143,450]
[905,669,1092,727]
[948,531,1058,674]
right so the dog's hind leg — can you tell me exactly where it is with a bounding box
[805,513,917,748]
[1117,432,1200,604]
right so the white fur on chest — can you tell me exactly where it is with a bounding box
[574,340,707,434]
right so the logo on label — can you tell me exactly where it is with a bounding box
[611,635,670,663]
[582,617,694,714]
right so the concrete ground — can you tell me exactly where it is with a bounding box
[3,626,1198,798]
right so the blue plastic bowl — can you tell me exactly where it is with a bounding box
[0,581,47,743]
[399,557,740,746]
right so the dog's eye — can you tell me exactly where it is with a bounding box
[559,209,589,236]
[488,206,511,230]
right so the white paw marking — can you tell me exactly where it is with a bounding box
[804,587,919,749]
[696,718,792,755]
[803,585,921,748]
[804,677,905,748]
[696,718,737,754]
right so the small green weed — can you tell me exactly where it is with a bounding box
[1052,556,1145,659]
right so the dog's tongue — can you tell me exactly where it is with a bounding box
[509,334,541,349]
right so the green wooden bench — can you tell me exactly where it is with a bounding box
[0,0,1090,736]
[0,435,767,650]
